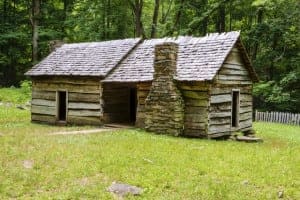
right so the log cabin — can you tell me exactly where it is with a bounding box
[25,31,258,138]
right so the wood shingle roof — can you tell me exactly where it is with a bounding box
[25,31,258,82]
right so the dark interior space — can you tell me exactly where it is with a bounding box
[58,91,67,121]
[102,84,138,124]
[231,91,239,127]
[129,88,137,122]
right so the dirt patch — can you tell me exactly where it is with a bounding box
[49,127,120,136]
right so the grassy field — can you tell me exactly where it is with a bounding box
[0,88,299,199]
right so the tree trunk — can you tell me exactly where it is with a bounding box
[217,3,226,33]
[32,0,40,63]
[252,7,263,60]
[128,0,146,38]
[151,0,160,38]
[170,0,184,35]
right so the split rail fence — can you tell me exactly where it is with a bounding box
[255,110,300,125]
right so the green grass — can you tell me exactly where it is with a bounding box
[0,89,299,199]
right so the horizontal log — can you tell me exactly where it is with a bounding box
[240,106,252,114]
[67,116,102,125]
[210,103,231,112]
[209,124,231,134]
[32,90,56,100]
[209,117,231,125]
[209,111,231,118]
[32,99,56,107]
[219,68,249,76]
[33,82,100,94]
[68,110,102,117]
[31,114,56,124]
[68,102,101,110]
[240,94,252,102]
[68,93,100,103]
[210,94,231,104]
[239,112,252,121]
[215,80,253,85]
[31,105,56,116]
[217,74,251,81]
[33,77,100,85]
[182,91,208,100]
[222,63,244,70]
[210,86,252,95]
[239,118,252,129]
[240,101,252,107]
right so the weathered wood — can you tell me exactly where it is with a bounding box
[68,93,100,103]
[32,76,100,85]
[209,117,231,125]
[31,114,56,123]
[219,68,249,76]
[209,111,231,118]
[209,124,231,134]
[33,82,100,93]
[183,129,206,137]
[224,51,244,65]
[31,99,56,107]
[217,74,251,81]
[210,103,231,112]
[240,106,252,114]
[32,90,56,100]
[210,86,252,95]
[210,94,231,104]
[31,105,56,115]
[68,102,101,110]
[240,112,252,121]
[67,116,101,125]
[215,80,252,85]
[255,111,300,125]
[68,110,102,117]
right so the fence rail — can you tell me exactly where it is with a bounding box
[255,110,300,125]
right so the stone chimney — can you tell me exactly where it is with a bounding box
[49,40,64,52]
[144,42,184,136]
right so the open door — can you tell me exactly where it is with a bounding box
[231,90,240,127]
[129,88,137,123]
[57,91,67,122]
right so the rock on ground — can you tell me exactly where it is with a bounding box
[107,182,143,197]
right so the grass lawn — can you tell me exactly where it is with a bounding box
[0,88,299,199]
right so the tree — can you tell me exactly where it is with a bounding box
[31,0,40,63]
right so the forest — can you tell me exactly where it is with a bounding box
[0,0,299,112]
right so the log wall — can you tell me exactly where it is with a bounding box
[178,82,210,137]
[31,76,102,125]
[208,46,253,137]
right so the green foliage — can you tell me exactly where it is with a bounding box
[0,0,299,111]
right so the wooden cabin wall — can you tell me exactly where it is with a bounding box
[136,82,151,128]
[102,83,132,123]
[208,46,253,137]
[31,77,102,125]
[178,82,210,137]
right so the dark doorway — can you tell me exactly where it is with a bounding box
[129,88,137,122]
[231,90,239,127]
[58,91,67,121]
